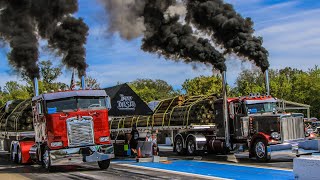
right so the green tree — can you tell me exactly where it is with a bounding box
[2,81,30,101]
[233,67,320,118]
[129,79,179,102]
[76,76,100,89]
[233,69,266,96]
[182,75,224,96]
[21,60,67,94]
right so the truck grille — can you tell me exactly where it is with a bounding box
[281,116,305,141]
[67,116,94,147]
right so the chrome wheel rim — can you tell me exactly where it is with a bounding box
[176,139,183,153]
[11,151,15,162]
[18,149,22,163]
[43,150,50,168]
[187,140,195,154]
[255,142,265,158]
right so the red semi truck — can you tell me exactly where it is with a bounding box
[0,78,114,170]
[173,94,318,161]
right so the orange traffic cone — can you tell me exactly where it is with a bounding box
[137,147,142,158]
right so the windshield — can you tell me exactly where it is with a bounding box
[246,102,276,114]
[78,97,106,110]
[46,96,106,113]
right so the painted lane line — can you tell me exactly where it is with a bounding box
[112,160,294,180]
[116,163,231,180]
[194,160,293,172]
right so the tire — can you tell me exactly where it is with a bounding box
[15,147,22,164]
[98,159,110,170]
[186,138,196,156]
[42,146,52,171]
[174,136,186,155]
[253,139,269,162]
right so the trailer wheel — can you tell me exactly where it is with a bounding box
[98,159,110,170]
[175,136,186,155]
[187,138,196,156]
[42,147,52,171]
[253,139,269,162]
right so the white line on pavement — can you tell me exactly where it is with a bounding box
[114,163,232,180]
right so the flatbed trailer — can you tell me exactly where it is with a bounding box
[110,93,320,162]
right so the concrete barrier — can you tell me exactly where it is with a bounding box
[294,156,320,180]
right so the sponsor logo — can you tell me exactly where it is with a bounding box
[117,94,136,111]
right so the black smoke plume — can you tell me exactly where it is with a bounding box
[142,0,226,71]
[0,0,39,78]
[0,0,88,78]
[49,17,89,77]
[185,0,269,71]
[101,0,226,71]
[101,0,269,72]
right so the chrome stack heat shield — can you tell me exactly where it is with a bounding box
[222,71,231,149]
[265,69,270,95]
[81,76,85,90]
[34,77,39,96]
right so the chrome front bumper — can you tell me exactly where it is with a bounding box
[268,139,320,159]
[49,144,114,166]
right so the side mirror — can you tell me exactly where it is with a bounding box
[105,96,111,110]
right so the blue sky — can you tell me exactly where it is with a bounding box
[0,0,319,89]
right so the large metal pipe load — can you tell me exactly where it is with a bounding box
[222,71,231,149]
[265,69,270,95]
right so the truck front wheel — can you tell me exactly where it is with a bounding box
[16,147,22,164]
[253,139,269,162]
[98,159,110,170]
[42,147,52,171]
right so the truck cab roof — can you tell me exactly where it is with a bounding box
[228,95,277,105]
[32,90,107,101]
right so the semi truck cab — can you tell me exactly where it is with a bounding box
[3,89,114,170]
[30,90,114,170]
[227,94,318,161]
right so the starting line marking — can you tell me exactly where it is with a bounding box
[112,159,294,180]
[114,163,230,180]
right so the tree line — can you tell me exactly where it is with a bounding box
[129,66,320,118]
[0,60,99,105]
[0,61,319,118]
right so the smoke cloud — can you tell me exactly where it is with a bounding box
[0,0,39,78]
[0,0,88,78]
[101,0,269,72]
[142,0,226,71]
[185,0,269,71]
[99,0,146,40]
[48,17,89,77]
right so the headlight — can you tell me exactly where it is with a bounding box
[51,141,63,147]
[271,132,280,140]
[100,136,109,142]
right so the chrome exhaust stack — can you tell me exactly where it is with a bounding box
[222,71,231,149]
[81,76,85,90]
[265,69,270,95]
[34,77,39,96]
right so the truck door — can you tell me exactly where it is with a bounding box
[33,100,46,143]
[233,102,246,138]
[0,106,6,150]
